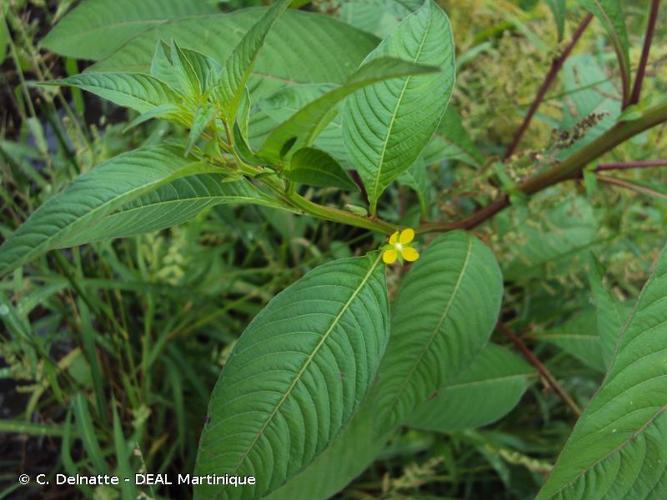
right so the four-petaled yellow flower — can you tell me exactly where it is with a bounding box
[382,228,420,265]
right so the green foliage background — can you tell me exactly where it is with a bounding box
[0,0,666,498]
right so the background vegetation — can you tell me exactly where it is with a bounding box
[1,0,665,498]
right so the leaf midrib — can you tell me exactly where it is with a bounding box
[227,253,383,478]
[0,155,196,275]
[370,10,433,203]
[384,236,473,425]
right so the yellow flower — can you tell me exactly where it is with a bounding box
[382,228,420,265]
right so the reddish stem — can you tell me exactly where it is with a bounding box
[629,0,661,106]
[497,321,582,417]
[597,174,667,201]
[504,14,593,160]
[596,159,667,171]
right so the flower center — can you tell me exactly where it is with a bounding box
[395,243,404,251]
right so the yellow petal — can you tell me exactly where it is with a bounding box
[382,249,398,264]
[399,228,415,244]
[401,246,420,262]
[389,231,399,245]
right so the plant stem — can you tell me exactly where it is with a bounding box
[597,174,667,201]
[289,192,397,234]
[504,14,593,160]
[596,159,667,171]
[629,0,661,106]
[420,100,667,234]
[259,175,397,234]
[497,321,582,417]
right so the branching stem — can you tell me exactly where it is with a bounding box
[504,14,593,160]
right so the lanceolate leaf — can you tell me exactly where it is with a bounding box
[538,244,667,499]
[51,73,179,114]
[406,343,535,432]
[216,0,292,124]
[545,0,567,41]
[58,176,282,247]
[580,0,631,103]
[343,0,455,213]
[0,146,218,276]
[260,57,439,161]
[194,253,389,499]
[89,10,379,101]
[41,0,218,60]
[374,230,503,432]
[287,148,357,191]
[267,231,503,499]
[266,400,384,500]
[537,309,606,372]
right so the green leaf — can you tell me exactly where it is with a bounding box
[194,253,389,499]
[151,41,221,97]
[538,244,667,499]
[72,393,107,474]
[57,176,280,247]
[0,8,8,66]
[537,309,606,372]
[287,148,357,191]
[89,10,379,104]
[500,195,599,282]
[545,0,567,40]
[406,344,535,432]
[216,0,292,124]
[343,0,456,213]
[0,146,217,276]
[260,57,439,162]
[338,0,418,38]
[426,105,484,167]
[579,0,631,103]
[268,231,503,499]
[41,0,219,60]
[589,256,630,368]
[185,105,216,156]
[266,400,383,500]
[51,73,179,114]
[398,158,430,215]
[374,230,503,432]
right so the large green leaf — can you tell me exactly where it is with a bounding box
[52,73,179,114]
[216,0,291,124]
[343,0,455,213]
[374,230,503,432]
[58,176,281,247]
[286,148,357,191]
[41,0,218,60]
[194,253,389,499]
[538,244,667,499]
[88,10,379,102]
[537,309,606,372]
[406,343,535,432]
[260,57,439,162]
[0,146,217,276]
[268,230,503,499]
[266,399,383,500]
[579,0,631,103]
